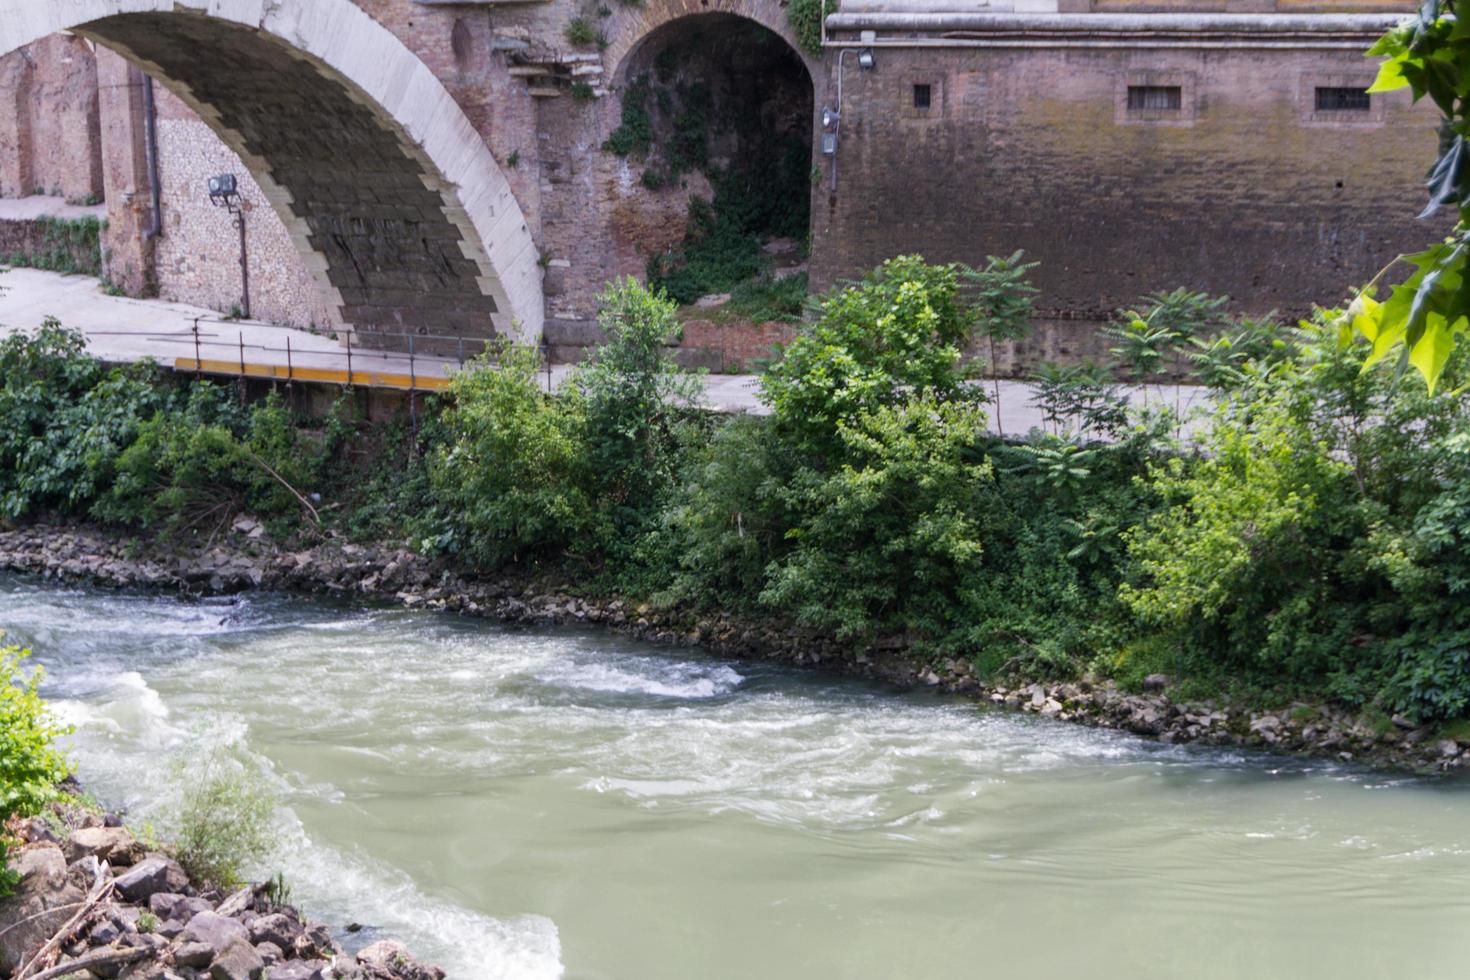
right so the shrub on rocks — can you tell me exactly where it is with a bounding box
[0,644,71,898]
[168,749,275,889]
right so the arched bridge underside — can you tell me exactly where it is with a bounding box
[0,0,542,350]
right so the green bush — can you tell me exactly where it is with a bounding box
[168,748,274,888]
[429,343,592,569]
[1,645,72,897]
[726,272,809,323]
[761,255,980,458]
[97,386,320,533]
[1122,316,1470,717]
[761,396,993,641]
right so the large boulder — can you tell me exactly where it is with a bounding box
[181,911,250,955]
[66,826,145,867]
[113,856,188,902]
[0,844,85,973]
[248,912,301,950]
[357,940,446,980]
[208,936,264,980]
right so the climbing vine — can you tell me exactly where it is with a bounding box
[786,0,833,55]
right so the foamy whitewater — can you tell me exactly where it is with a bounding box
[5,577,1470,979]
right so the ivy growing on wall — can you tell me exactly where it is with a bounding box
[3,216,106,277]
[786,0,834,56]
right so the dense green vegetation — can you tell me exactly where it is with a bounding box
[603,31,812,305]
[5,255,1470,734]
[2,215,105,277]
[0,645,71,896]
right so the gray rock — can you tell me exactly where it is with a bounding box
[181,912,250,954]
[247,912,301,950]
[114,856,189,902]
[1142,673,1170,693]
[91,918,122,945]
[174,941,216,967]
[253,940,283,965]
[66,826,145,866]
[1440,738,1462,758]
[149,892,214,922]
[268,962,331,980]
[208,937,264,980]
[0,844,85,973]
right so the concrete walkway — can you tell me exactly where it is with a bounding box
[0,266,1209,431]
[0,195,108,222]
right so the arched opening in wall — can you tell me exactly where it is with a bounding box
[1,2,542,352]
[611,14,813,310]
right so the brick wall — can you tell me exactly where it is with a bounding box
[0,34,102,202]
[809,43,1440,345]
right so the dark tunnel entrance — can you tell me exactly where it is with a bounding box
[611,13,814,307]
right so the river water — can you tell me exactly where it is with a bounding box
[3,577,1469,979]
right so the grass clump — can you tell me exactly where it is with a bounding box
[168,748,275,889]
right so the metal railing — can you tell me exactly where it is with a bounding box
[84,315,556,394]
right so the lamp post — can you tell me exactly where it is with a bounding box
[207,173,250,320]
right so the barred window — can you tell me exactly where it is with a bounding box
[913,84,932,110]
[1315,87,1370,112]
[1127,85,1182,111]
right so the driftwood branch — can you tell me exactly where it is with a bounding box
[24,946,151,980]
[243,450,319,525]
[15,858,114,980]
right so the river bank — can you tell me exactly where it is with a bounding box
[2,781,443,980]
[2,522,1465,776]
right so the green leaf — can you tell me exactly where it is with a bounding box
[1408,311,1461,391]
[1368,52,1414,93]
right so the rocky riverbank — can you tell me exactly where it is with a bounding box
[1,782,442,980]
[1,522,1466,775]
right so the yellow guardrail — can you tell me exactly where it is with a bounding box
[175,357,452,392]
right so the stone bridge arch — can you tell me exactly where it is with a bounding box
[0,0,543,348]
[600,0,820,87]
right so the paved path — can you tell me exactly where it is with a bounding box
[0,195,108,222]
[0,266,1209,432]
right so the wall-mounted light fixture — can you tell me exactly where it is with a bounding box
[207,173,250,320]
[857,48,875,70]
[820,106,839,156]
[207,173,241,212]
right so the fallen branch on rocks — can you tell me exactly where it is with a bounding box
[25,945,151,980]
[0,792,445,980]
[14,856,113,979]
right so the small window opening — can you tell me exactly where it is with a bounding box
[1127,85,1182,112]
[1315,87,1370,112]
[913,84,932,110]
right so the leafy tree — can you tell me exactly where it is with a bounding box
[1356,5,1470,390]
[761,255,981,458]
[577,276,703,515]
[760,396,994,640]
[429,342,592,569]
[963,250,1038,436]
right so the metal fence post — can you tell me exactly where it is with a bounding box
[237,330,246,405]
[345,332,353,388]
[408,333,418,441]
[192,317,202,378]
